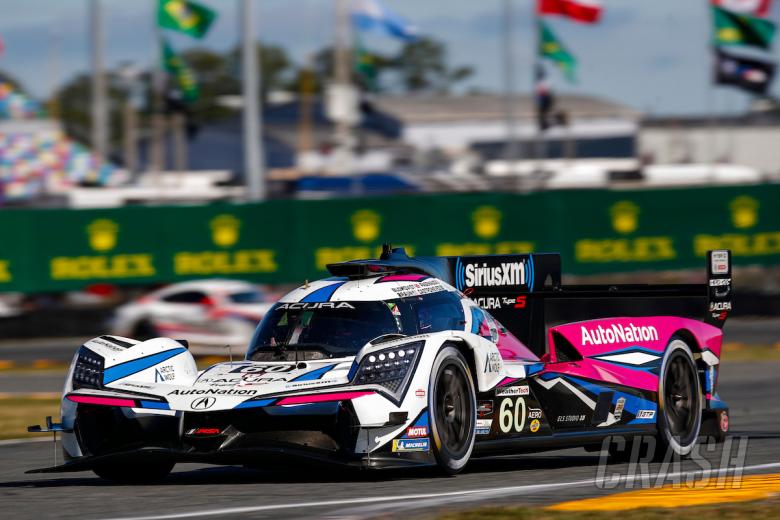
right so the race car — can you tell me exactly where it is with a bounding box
[28,246,732,480]
[109,279,274,354]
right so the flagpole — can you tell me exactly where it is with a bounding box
[90,0,108,161]
[502,0,519,168]
[533,5,543,174]
[242,0,266,201]
[151,3,165,174]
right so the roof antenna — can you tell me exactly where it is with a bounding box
[224,344,233,365]
[304,279,310,289]
[381,243,392,259]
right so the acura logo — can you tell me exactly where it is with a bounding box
[190,397,216,410]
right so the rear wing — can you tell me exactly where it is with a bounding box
[327,246,732,356]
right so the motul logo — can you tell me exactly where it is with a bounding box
[406,426,428,438]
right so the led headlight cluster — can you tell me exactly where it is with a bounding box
[73,347,104,390]
[353,341,423,395]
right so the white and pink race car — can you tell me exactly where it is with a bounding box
[29,247,731,481]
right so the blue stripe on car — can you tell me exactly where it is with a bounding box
[103,348,187,384]
[140,400,170,410]
[234,398,276,409]
[291,364,336,381]
[300,281,346,303]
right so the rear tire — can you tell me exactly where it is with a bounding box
[656,338,702,459]
[428,345,476,475]
[93,459,174,483]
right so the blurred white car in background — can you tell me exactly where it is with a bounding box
[110,279,274,354]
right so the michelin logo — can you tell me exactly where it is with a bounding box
[392,438,430,452]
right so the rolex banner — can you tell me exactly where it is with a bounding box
[1,185,780,293]
[715,48,775,93]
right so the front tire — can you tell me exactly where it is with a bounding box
[656,338,702,458]
[428,345,476,475]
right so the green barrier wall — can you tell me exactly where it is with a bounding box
[0,184,778,293]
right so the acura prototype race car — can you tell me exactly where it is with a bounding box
[29,247,732,480]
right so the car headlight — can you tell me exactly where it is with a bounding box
[73,346,105,390]
[352,341,423,398]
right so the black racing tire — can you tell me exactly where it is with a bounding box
[132,320,159,341]
[93,459,174,483]
[656,338,702,459]
[428,345,476,475]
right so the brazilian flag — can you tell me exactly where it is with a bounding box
[162,39,199,101]
[158,0,216,39]
[539,21,576,83]
[354,37,379,92]
[712,5,775,50]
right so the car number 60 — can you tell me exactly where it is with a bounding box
[499,397,526,433]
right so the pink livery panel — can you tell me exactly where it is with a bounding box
[547,317,723,393]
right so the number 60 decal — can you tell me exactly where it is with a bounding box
[499,397,526,433]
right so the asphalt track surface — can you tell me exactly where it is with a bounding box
[1,359,779,520]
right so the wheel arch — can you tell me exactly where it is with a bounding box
[668,328,708,404]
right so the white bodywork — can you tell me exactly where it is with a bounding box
[61,275,536,460]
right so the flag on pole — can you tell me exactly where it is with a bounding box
[351,0,419,41]
[157,0,216,39]
[162,39,199,101]
[715,48,775,93]
[711,0,772,17]
[539,21,577,83]
[354,37,379,91]
[712,5,776,49]
[537,0,602,24]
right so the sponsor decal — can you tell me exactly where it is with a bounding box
[514,295,527,309]
[496,385,529,397]
[610,201,640,234]
[476,418,493,435]
[709,278,731,287]
[580,323,658,346]
[477,400,494,418]
[390,279,444,298]
[460,261,527,289]
[415,388,426,398]
[155,365,175,382]
[614,397,626,421]
[484,352,501,373]
[529,419,540,433]
[405,426,428,438]
[712,311,728,321]
[711,250,730,274]
[498,397,526,433]
[169,388,257,396]
[636,409,656,420]
[229,364,295,374]
[528,408,542,420]
[557,414,586,423]
[277,302,355,310]
[190,397,216,410]
[720,411,729,432]
[709,301,732,312]
[473,297,517,310]
[392,438,430,452]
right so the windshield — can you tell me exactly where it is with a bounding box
[247,291,465,361]
[228,290,266,304]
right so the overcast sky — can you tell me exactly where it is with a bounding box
[0,0,778,115]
